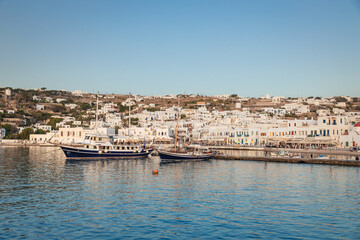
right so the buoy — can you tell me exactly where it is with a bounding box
[152,169,159,175]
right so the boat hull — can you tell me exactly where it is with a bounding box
[158,150,212,163]
[60,145,153,160]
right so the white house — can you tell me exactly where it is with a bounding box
[65,103,78,109]
[5,88,11,96]
[33,95,41,101]
[36,104,45,110]
[30,132,56,143]
[56,98,67,103]
[339,122,360,149]
[35,125,52,131]
[72,90,85,96]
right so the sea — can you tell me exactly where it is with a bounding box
[1,146,360,239]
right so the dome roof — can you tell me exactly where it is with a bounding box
[354,122,360,127]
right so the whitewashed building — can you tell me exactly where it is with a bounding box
[339,123,360,149]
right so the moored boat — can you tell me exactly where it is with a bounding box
[158,149,212,163]
[60,134,153,160]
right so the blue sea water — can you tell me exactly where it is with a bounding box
[1,146,360,239]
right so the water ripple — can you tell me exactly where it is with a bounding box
[1,146,360,239]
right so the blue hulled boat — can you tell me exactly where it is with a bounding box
[60,135,153,160]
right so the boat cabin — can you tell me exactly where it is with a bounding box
[83,143,141,151]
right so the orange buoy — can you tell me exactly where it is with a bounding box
[152,169,159,175]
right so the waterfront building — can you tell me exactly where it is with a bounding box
[339,122,360,149]
[317,115,351,141]
[55,127,86,144]
[29,132,56,143]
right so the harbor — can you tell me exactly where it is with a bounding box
[2,140,360,166]
[1,146,360,239]
[1,0,360,238]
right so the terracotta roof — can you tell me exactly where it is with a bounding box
[354,122,360,127]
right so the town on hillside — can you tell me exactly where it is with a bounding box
[0,87,360,150]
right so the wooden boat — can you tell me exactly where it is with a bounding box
[59,94,153,160]
[158,100,212,163]
[158,149,212,163]
[60,135,153,160]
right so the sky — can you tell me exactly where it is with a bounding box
[0,0,359,97]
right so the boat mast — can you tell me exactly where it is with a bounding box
[95,92,99,136]
[129,105,131,128]
[174,98,180,152]
[128,93,131,137]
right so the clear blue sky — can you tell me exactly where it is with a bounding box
[0,0,359,97]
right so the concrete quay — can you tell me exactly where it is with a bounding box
[212,155,360,167]
[204,145,360,157]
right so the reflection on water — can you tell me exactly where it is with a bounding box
[1,146,360,239]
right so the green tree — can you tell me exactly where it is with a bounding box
[47,118,63,129]
[34,129,47,134]
[52,104,66,112]
[118,105,128,112]
[19,128,34,139]
[33,111,51,122]
[80,103,92,110]
[334,97,347,102]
